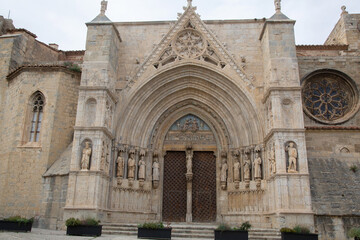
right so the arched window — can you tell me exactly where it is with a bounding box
[29,92,45,142]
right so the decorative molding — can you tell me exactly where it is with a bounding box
[262,87,301,103]
[79,86,118,103]
[264,128,305,143]
[74,126,115,139]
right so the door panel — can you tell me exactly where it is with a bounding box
[192,151,217,222]
[162,151,187,222]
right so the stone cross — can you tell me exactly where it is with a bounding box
[274,0,281,13]
[187,0,192,7]
[101,0,108,15]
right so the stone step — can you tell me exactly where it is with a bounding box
[102,223,281,240]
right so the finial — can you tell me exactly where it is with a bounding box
[187,0,192,7]
[341,5,348,15]
[100,0,108,15]
[274,0,281,13]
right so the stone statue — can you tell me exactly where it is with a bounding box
[269,147,276,175]
[286,142,297,173]
[100,0,108,15]
[104,101,112,129]
[100,142,106,171]
[152,156,160,181]
[116,153,124,178]
[192,118,199,131]
[233,159,241,182]
[138,154,146,180]
[243,154,251,180]
[127,151,136,179]
[187,0,192,7]
[186,148,193,174]
[254,152,262,179]
[220,157,228,182]
[81,141,92,170]
[274,0,281,13]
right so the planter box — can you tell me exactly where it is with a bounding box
[66,225,102,236]
[214,230,248,240]
[281,232,318,240]
[138,227,172,240]
[0,220,32,232]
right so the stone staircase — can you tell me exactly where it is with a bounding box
[102,223,281,240]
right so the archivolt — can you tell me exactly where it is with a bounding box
[115,64,263,148]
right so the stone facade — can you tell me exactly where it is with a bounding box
[0,1,359,239]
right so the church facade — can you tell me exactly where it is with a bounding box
[0,1,359,239]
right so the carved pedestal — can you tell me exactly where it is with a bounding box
[221,181,227,190]
[245,179,250,188]
[153,180,159,189]
[255,178,261,188]
[234,181,240,189]
[139,179,144,188]
[117,177,123,186]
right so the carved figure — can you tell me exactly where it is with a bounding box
[81,141,92,170]
[220,158,228,182]
[269,147,276,175]
[233,159,241,182]
[152,155,160,181]
[100,0,108,15]
[243,154,251,180]
[104,101,112,129]
[100,142,106,171]
[286,142,297,172]
[186,148,193,174]
[274,0,281,12]
[254,152,262,179]
[138,154,146,180]
[116,154,124,178]
[127,151,136,179]
[192,118,199,132]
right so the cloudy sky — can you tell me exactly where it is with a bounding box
[0,0,359,51]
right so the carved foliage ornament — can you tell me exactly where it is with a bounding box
[302,71,358,124]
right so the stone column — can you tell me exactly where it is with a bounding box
[185,145,193,222]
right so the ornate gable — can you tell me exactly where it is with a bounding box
[127,1,252,89]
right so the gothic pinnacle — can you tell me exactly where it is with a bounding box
[274,0,281,13]
[100,0,108,15]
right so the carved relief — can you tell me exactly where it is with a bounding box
[253,152,262,180]
[286,142,298,173]
[243,148,251,188]
[138,150,146,187]
[174,29,206,59]
[152,151,160,189]
[220,151,228,190]
[81,141,92,170]
[100,141,110,173]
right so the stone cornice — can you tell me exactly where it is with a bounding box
[7,65,81,81]
[74,126,115,139]
[86,22,122,42]
[79,86,118,103]
[305,126,360,131]
[264,128,305,143]
[262,87,301,103]
[259,18,296,41]
[296,44,348,51]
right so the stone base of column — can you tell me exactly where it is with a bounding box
[186,213,192,223]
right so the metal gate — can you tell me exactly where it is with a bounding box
[192,151,217,222]
[162,151,187,222]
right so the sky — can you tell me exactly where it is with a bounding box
[0,0,359,51]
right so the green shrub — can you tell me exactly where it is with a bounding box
[138,222,165,229]
[65,217,100,227]
[238,221,252,231]
[348,227,360,238]
[216,223,232,231]
[65,218,81,227]
[64,62,82,73]
[293,225,310,234]
[4,216,34,224]
[280,227,295,233]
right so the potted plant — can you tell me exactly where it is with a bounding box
[65,217,102,237]
[0,216,33,232]
[138,222,172,240]
[281,226,318,240]
[214,221,251,240]
[348,227,360,240]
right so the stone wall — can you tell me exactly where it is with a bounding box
[0,69,80,219]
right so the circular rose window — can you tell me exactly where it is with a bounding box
[302,70,359,124]
[173,29,206,59]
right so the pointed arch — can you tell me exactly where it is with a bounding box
[24,91,46,143]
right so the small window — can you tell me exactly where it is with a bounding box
[29,93,45,142]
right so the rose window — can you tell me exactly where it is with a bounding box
[302,71,358,124]
[173,29,206,59]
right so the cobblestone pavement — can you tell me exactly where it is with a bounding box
[0,228,138,240]
[0,228,207,240]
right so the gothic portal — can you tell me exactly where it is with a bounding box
[1,0,360,239]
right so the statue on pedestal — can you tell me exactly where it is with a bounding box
[127,151,136,180]
[254,152,262,179]
[286,142,298,173]
[81,141,92,170]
